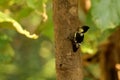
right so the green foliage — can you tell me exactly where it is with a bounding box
[90,0,120,31]
[81,0,120,79]
[81,0,120,54]
[0,34,14,63]
[26,0,47,11]
[0,0,54,80]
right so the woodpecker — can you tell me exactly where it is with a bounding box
[72,26,89,52]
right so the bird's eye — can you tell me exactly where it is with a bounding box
[81,26,89,33]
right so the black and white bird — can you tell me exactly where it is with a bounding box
[72,26,89,52]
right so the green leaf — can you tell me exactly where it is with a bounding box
[0,33,11,48]
[83,0,120,54]
[0,11,38,39]
[0,44,15,63]
[26,0,48,11]
[91,0,120,31]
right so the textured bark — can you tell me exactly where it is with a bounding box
[53,0,83,80]
[100,28,120,80]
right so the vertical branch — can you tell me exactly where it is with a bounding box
[53,0,83,80]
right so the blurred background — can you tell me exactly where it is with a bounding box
[0,0,120,80]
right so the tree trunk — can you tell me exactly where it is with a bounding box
[53,0,83,80]
[100,27,120,80]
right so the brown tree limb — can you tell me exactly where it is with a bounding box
[53,0,83,80]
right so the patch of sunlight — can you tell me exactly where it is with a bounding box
[39,41,52,59]
[42,58,55,78]
[0,64,17,74]
[39,47,51,58]
[81,46,97,54]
